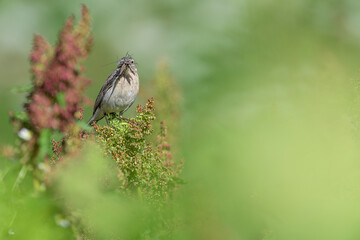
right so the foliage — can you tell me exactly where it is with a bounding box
[8,5,92,175]
[0,6,93,239]
[91,98,182,202]
[27,5,92,132]
[51,97,182,205]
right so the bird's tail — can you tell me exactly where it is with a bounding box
[87,116,96,125]
[87,108,103,125]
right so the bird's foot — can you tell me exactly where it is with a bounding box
[119,116,128,121]
[104,114,117,130]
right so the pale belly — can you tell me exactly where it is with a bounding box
[102,74,139,114]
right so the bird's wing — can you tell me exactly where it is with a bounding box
[92,68,121,115]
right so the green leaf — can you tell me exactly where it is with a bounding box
[37,128,52,163]
[56,92,66,107]
[10,84,34,94]
[13,111,29,121]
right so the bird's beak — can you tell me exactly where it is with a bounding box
[119,64,127,76]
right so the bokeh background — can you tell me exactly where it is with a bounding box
[2,0,360,239]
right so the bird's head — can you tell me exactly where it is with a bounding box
[117,55,137,75]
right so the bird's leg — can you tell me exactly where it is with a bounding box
[104,113,113,127]
[104,113,110,126]
[104,113,117,130]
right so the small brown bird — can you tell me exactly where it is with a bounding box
[88,56,139,125]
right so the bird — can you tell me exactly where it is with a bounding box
[87,56,139,126]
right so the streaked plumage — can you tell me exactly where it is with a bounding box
[88,56,139,125]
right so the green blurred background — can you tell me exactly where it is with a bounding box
[2,0,360,239]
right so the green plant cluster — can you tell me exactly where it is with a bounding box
[93,98,182,202]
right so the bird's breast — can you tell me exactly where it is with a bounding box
[102,72,139,113]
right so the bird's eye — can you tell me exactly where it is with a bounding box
[131,60,134,64]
